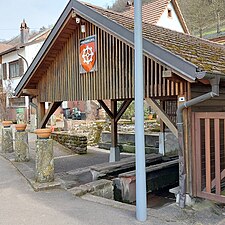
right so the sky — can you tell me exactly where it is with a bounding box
[0,0,115,41]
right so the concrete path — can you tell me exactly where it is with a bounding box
[0,155,144,225]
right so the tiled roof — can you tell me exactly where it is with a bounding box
[122,0,169,25]
[0,29,51,56]
[0,43,12,53]
[88,5,225,74]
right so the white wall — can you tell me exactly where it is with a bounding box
[157,2,184,33]
[25,41,44,66]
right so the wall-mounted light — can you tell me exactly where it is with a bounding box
[81,24,86,33]
[75,17,80,24]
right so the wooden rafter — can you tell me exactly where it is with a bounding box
[39,101,62,128]
[98,100,113,118]
[115,99,133,122]
[146,98,178,138]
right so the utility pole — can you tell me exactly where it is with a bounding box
[134,0,147,222]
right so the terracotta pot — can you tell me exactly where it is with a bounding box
[15,124,27,131]
[35,128,52,139]
[2,120,12,128]
[148,114,153,120]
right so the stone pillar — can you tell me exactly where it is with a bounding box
[15,131,29,162]
[35,139,54,183]
[2,127,13,153]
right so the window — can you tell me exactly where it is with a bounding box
[9,97,26,107]
[9,58,24,79]
[9,60,19,78]
[168,9,172,18]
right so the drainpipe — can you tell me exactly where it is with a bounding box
[177,76,220,208]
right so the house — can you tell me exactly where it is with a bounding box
[14,0,225,211]
[121,0,189,34]
[0,20,51,122]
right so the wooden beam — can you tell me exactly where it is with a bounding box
[146,98,178,138]
[98,100,114,118]
[115,99,132,123]
[111,100,117,148]
[23,89,38,96]
[39,101,62,128]
[37,102,45,129]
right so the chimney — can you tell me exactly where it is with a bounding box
[20,19,29,44]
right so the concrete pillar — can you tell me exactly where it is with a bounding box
[2,127,13,153]
[109,147,120,162]
[15,131,29,162]
[35,139,54,183]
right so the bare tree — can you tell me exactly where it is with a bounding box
[210,0,225,33]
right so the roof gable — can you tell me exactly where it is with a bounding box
[121,0,189,33]
[15,0,225,96]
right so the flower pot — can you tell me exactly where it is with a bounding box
[148,114,153,120]
[15,124,27,132]
[35,128,52,139]
[2,121,12,128]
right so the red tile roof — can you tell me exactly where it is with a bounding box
[121,0,189,34]
[0,43,12,53]
[122,0,169,24]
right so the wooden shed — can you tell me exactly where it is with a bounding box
[15,0,225,206]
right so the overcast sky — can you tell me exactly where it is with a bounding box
[0,0,115,41]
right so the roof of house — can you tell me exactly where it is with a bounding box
[0,43,13,53]
[15,0,225,96]
[121,0,189,33]
[0,28,51,56]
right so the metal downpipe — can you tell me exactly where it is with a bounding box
[177,77,220,208]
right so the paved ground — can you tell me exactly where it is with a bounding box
[1,130,225,224]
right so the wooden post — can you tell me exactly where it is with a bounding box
[37,102,45,128]
[110,100,119,162]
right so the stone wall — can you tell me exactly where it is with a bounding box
[51,132,87,154]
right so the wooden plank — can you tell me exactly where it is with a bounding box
[154,62,157,97]
[158,64,162,97]
[146,58,150,98]
[145,98,178,138]
[23,89,38,96]
[195,113,202,194]
[205,118,211,193]
[215,118,221,195]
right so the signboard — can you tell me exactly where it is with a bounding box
[79,35,97,74]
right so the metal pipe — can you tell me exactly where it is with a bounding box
[134,0,147,221]
[16,48,29,69]
[177,76,220,208]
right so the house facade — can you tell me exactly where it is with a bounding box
[0,20,50,122]
[122,0,189,34]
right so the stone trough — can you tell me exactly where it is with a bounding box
[90,153,162,180]
[113,158,179,203]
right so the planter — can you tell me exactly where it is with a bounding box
[15,124,27,132]
[2,120,12,128]
[148,114,153,120]
[35,128,52,139]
